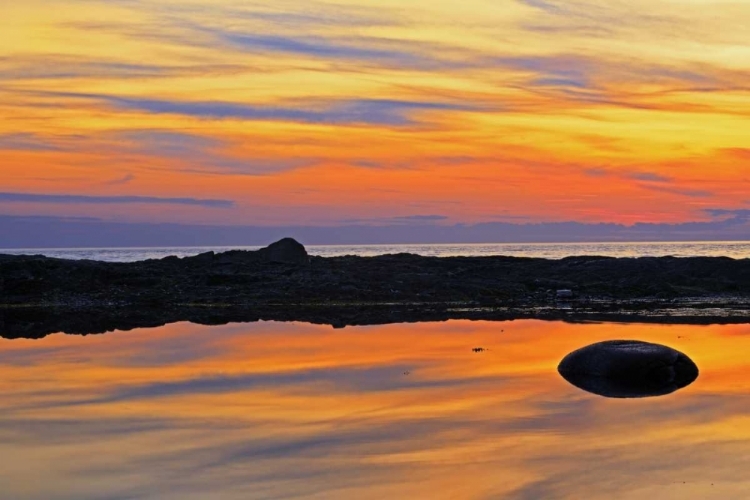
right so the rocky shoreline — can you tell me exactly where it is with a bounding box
[2,238,750,338]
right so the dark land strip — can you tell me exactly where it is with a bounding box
[2,239,750,339]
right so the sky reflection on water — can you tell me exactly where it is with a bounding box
[1,320,749,499]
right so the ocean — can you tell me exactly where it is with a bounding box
[2,240,750,262]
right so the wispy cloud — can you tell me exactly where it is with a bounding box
[0,57,170,81]
[112,130,225,162]
[3,0,750,230]
[45,92,481,126]
[0,133,62,152]
[105,173,136,185]
[218,33,421,65]
[2,212,750,248]
[628,172,671,182]
[110,130,315,175]
[0,128,315,176]
[705,208,750,222]
[583,168,709,197]
[341,214,450,225]
[0,192,234,208]
[393,215,449,222]
[637,183,712,198]
[516,0,563,13]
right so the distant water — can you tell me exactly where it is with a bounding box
[2,241,750,262]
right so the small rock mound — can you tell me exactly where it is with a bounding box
[257,238,309,265]
[558,340,699,398]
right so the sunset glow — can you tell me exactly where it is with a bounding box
[2,0,750,234]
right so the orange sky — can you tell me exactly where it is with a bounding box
[2,0,750,228]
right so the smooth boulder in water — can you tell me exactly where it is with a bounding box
[558,340,699,398]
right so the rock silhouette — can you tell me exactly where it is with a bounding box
[558,340,699,398]
[257,237,309,265]
[4,238,750,339]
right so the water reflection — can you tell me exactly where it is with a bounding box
[1,320,749,499]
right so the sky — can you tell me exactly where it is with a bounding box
[2,0,750,245]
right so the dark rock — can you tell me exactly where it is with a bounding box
[257,238,309,265]
[3,245,750,338]
[558,340,699,398]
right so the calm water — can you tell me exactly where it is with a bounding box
[1,319,749,499]
[2,241,750,262]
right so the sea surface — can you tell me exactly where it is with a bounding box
[2,240,750,262]
[1,319,749,499]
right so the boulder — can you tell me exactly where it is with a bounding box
[558,340,699,398]
[257,238,309,265]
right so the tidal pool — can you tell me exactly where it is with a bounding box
[0,320,749,499]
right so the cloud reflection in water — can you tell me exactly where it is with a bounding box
[0,320,749,499]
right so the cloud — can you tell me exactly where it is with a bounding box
[392,215,449,222]
[0,133,62,152]
[105,173,136,185]
[48,92,480,126]
[530,77,589,89]
[637,183,712,198]
[584,168,709,197]
[0,214,102,222]
[0,57,170,81]
[0,128,315,176]
[621,171,712,197]
[516,0,563,14]
[583,168,609,177]
[114,130,224,155]
[0,54,261,83]
[237,8,394,29]
[84,6,475,72]
[112,130,315,175]
[2,212,750,248]
[0,192,234,208]
[705,209,750,222]
[494,55,593,89]
[218,33,424,65]
[628,172,671,182]
[340,214,450,225]
[208,30,486,72]
[352,159,384,169]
